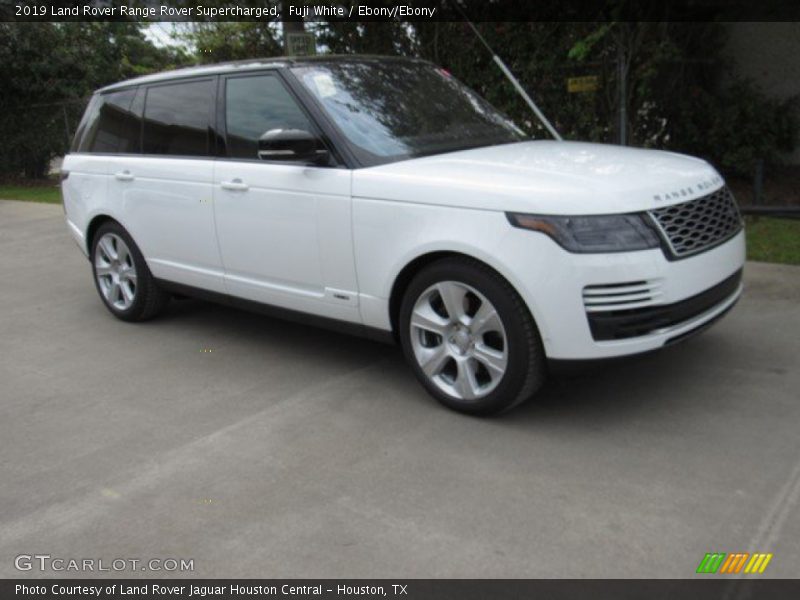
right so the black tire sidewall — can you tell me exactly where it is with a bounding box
[398,258,540,415]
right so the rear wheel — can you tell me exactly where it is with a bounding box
[399,257,546,415]
[91,221,169,321]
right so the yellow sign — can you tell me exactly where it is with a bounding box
[567,76,599,93]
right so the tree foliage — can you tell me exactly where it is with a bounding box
[181,17,798,176]
[0,22,188,178]
[2,15,797,179]
[188,22,282,63]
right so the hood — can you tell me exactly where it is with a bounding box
[351,140,724,215]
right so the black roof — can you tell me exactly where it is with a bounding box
[99,54,427,92]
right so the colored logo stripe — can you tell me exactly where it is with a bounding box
[719,553,749,574]
[744,553,773,574]
[697,552,773,574]
[697,553,726,574]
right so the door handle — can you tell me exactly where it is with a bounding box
[221,179,249,192]
[114,170,134,182]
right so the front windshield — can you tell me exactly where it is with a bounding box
[291,61,527,165]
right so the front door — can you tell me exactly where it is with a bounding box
[212,72,359,323]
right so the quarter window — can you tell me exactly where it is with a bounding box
[225,75,313,160]
[142,80,213,156]
[78,88,143,153]
[71,95,100,152]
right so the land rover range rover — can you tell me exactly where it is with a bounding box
[62,56,745,415]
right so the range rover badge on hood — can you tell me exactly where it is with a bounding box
[653,175,722,202]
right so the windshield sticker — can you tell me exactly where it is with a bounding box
[312,73,337,98]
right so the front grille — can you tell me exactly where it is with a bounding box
[587,269,742,341]
[649,187,742,259]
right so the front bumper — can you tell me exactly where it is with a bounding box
[586,268,742,342]
[498,228,746,360]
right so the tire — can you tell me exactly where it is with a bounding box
[90,221,169,322]
[399,257,546,416]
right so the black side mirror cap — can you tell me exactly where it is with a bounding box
[257,129,329,165]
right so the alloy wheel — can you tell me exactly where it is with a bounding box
[409,281,508,401]
[94,233,138,311]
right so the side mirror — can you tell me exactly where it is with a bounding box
[257,129,329,164]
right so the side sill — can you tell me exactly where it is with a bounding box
[154,278,396,345]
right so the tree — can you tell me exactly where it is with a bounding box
[566,19,798,174]
[186,22,282,64]
[0,22,188,179]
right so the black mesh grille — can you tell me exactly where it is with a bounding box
[649,187,742,258]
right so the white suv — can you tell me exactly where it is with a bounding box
[62,56,745,415]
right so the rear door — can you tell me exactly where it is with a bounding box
[212,71,359,323]
[105,78,225,293]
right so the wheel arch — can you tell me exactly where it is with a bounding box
[388,250,541,343]
[85,214,119,254]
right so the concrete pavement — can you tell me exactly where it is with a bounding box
[1,199,799,578]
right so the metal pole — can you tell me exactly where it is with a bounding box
[753,159,764,205]
[618,43,627,146]
[455,2,562,141]
[62,104,71,146]
[493,57,562,141]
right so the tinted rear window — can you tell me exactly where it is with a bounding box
[142,80,213,156]
[77,89,143,153]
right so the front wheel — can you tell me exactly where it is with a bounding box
[398,258,546,415]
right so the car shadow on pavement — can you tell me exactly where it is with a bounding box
[509,332,736,424]
[153,297,735,424]
[155,296,401,362]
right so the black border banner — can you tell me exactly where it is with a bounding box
[4,579,800,600]
[3,0,800,23]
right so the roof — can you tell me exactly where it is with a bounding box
[98,54,426,93]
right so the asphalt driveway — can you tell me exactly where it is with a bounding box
[1,199,799,578]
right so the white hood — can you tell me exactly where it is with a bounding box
[352,140,724,215]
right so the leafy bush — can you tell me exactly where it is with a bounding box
[670,81,799,176]
[414,22,799,177]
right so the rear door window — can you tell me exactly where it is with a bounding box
[142,79,214,157]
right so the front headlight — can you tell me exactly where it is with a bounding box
[506,212,661,253]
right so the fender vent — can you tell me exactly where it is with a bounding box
[583,280,663,313]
